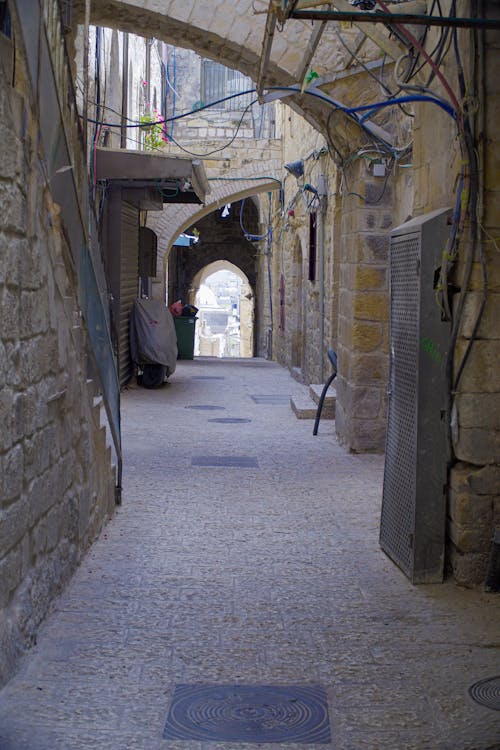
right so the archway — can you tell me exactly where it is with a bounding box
[190,261,254,359]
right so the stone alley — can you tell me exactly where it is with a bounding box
[0,358,499,750]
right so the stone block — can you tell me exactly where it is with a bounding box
[27,463,63,528]
[448,520,494,554]
[454,339,500,392]
[364,181,392,207]
[12,389,39,441]
[0,545,22,608]
[450,461,500,496]
[448,544,489,588]
[454,427,500,465]
[343,385,382,419]
[352,320,383,353]
[0,182,26,234]
[456,393,500,429]
[0,497,29,556]
[454,291,500,340]
[46,504,62,552]
[30,517,47,559]
[0,122,21,181]
[20,290,50,338]
[448,487,494,528]
[353,266,387,291]
[0,234,21,288]
[0,387,14,453]
[0,444,23,507]
[347,417,387,453]
[0,287,20,341]
[353,292,389,322]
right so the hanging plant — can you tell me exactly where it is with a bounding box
[140,110,168,151]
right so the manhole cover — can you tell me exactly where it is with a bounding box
[192,456,259,468]
[164,684,331,743]
[207,418,252,424]
[469,676,500,710]
[240,362,274,368]
[251,395,290,404]
[190,376,226,380]
[185,405,226,411]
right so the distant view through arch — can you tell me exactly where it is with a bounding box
[189,261,254,358]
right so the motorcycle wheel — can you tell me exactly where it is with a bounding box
[141,364,166,389]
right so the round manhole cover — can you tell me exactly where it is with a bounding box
[469,676,500,710]
[185,405,225,411]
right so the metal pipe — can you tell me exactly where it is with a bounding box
[120,31,128,149]
[288,9,500,28]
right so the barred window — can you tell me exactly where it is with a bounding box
[201,60,254,111]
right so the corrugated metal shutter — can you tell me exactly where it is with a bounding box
[119,201,139,387]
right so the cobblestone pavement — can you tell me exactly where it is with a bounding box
[0,358,499,750]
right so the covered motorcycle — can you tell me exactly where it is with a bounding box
[130,298,177,388]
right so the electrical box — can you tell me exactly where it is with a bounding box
[380,207,451,583]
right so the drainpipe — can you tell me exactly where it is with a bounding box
[120,32,129,149]
[317,174,328,381]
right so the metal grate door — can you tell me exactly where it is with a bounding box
[380,208,451,583]
[380,236,420,576]
[119,201,139,387]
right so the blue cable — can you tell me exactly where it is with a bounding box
[350,95,457,122]
[239,198,272,242]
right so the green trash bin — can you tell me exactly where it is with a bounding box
[173,316,197,360]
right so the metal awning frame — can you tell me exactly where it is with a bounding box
[95,148,210,204]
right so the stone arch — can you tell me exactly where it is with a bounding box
[148,174,281,263]
[74,1,389,142]
[190,261,254,358]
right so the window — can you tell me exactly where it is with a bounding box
[201,60,254,111]
[308,212,317,282]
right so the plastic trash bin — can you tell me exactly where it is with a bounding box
[173,316,197,359]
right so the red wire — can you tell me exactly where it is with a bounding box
[376,0,461,115]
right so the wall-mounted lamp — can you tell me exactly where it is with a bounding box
[284,159,304,179]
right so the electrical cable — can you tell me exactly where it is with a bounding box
[239,198,271,241]
[375,0,460,114]
[447,18,484,394]
[166,99,257,157]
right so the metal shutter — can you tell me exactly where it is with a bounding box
[119,201,139,387]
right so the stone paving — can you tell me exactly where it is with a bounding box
[0,357,499,750]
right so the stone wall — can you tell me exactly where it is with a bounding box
[272,104,338,385]
[0,15,116,687]
[335,161,391,453]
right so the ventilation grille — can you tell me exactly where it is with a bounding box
[380,208,451,584]
[380,235,419,576]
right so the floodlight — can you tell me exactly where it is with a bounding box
[284,159,304,179]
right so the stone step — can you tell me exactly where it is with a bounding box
[309,383,336,419]
[290,393,318,420]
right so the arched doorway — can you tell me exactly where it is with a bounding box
[190,261,254,358]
